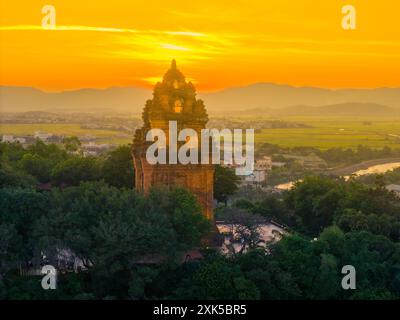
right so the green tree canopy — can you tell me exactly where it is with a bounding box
[100,145,135,189]
[214,165,241,205]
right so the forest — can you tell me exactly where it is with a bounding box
[0,141,399,299]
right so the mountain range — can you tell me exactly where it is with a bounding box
[1,83,399,116]
[234,103,398,117]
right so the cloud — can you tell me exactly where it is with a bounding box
[0,25,209,37]
[0,24,233,63]
[2,23,398,81]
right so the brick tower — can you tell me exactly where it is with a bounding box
[132,60,214,220]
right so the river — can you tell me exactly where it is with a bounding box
[274,161,400,191]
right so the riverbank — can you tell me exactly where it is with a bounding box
[273,158,400,190]
[328,158,400,176]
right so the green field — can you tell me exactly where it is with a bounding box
[0,124,132,145]
[2,118,400,150]
[254,117,400,150]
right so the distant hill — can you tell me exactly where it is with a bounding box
[1,83,400,115]
[200,83,400,113]
[0,86,151,115]
[274,103,398,117]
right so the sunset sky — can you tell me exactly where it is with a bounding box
[1,0,399,91]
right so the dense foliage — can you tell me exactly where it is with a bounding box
[0,140,135,188]
[214,165,241,205]
[0,182,210,299]
[1,141,399,300]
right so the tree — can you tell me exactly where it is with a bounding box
[0,224,22,278]
[252,193,295,227]
[101,145,135,189]
[26,140,68,164]
[0,162,37,188]
[337,209,393,239]
[236,250,301,299]
[51,156,101,186]
[233,276,261,300]
[341,177,400,217]
[148,187,211,249]
[311,253,340,299]
[0,141,26,162]
[0,188,49,270]
[63,136,81,152]
[194,258,239,299]
[285,176,344,236]
[221,208,265,254]
[269,234,328,299]
[233,198,255,211]
[318,226,346,257]
[214,165,240,205]
[33,182,210,298]
[128,266,159,299]
[19,153,53,183]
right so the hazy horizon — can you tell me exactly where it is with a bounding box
[3,81,400,94]
[2,82,400,115]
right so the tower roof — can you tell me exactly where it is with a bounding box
[171,59,177,69]
[162,59,185,84]
[139,60,208,125]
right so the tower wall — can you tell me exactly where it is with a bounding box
[132,60,214,220]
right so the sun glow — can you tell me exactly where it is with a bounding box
[1,0,399,91]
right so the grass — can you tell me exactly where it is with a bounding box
[0,124,132,145]
[0,124,115,137]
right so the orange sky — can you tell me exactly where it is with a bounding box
[0,0,399,91]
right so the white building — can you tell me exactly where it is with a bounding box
[242,156,272,185]
[82,142,113,156]
[1,135,26,144]
[34,131,53,141]
[243,170,267,184]
[14,137,26,143]
[2,135,15,142]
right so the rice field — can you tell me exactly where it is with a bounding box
[2,117,400,149]
[254,117,400,150]
[0,124,132,145]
